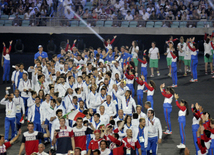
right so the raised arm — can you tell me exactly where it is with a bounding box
[187,43,196,52]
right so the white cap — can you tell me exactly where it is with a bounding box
[38,45,42,49]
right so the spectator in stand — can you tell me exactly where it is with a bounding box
[92,9,98,20]
[82,8,90,19]
[3,5,11,15]
[107,10,115,20]
[192,9,200,20]
[134,10,141,21]
[24,9,31,20]
[125,10,133,21]
[150,11,157,20]
[200,8,207,21]
[120,4,129,16]
[99,8,108,20]
[95,6,102,14]
[114,0,122,12]
[140,9,150,20]
[157,8,165,20]
[64,6,74,19]
[12,13,22,26]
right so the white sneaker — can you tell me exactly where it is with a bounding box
[177,143,186,149]
[188,69,191,73]
[150,74,154,77]
[157,72,160,76]
[190,79,195,82]
[164,130,172,134]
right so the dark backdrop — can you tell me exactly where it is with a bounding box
[0,33,205,54]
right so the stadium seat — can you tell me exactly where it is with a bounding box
[146,21,154,27]
[129,21,138,27]
[22,20,29,26]
[154,21,162,27]
[180,21,187,28]
[104,21,112,27]
[4,20,12,26]
[1,15,9,19]
[171,21,179,28]
[0,20,4,26]
[79,20,87,27]
[96,20,104,27]
[85,2,92,6]
[70,20,78,27]
[9,15,15,19]
[197,21,204,28]
[18,15,24,19]
[121,21,129,27]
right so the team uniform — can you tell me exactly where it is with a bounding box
[137,58,147,84]
[55,126,74,155]
[13,96,25,130]
[2,45,11,82]
[22,131,44,155]
[135,77,144,106]
[0,142,11,155]
[149,47,159,69]
[144,82,154,109]
[176,100,187,146]
[124,72,135,98]
[0,98,16,141]
[145,116,162,155]
[170,52,178,86]
[161,89,173,133]
[188,43,199,81]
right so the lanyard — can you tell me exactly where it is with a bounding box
[35,105,40,114]
[23,80,29,87]
[148,118,155,126]
[68,95,76,109]
[126,97,130,107]
[7,101,13,110]
[138,127,144,137]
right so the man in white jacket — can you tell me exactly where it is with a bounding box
[145,109,162,155]
[28,96,46,132]
[18,73,32,118]
[0,93,17,142]
[112,89,136,115]
[32,73,49,95]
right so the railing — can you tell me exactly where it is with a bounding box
[0,17,213,28]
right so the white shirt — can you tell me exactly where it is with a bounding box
[13,96,25,114]
[18,79,32,98]
[0,98,16,118]
[166,48,172,58]
[146,116,162,139]
[184,43,192,60]
[141,12,150,20]
[55,83,69,98]
[177,42,186,57]
[125,14,133,21]
[149,47,159,59]
[86,91,97,109]
[101,101,117,117]
[131,46,139,58]
[100,148,111,155]
[204,42,212,55]
[64,94,73,113]
[99,113,110,125]
[113,90,136,115]
[37,151,49,155]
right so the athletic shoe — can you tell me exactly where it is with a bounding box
[150,74,154,77]
[164,130,172,134]
[190,79,195,82]
[211,71,214,74]
[157,72,160,76]
[183,73,187,76]
[179,69,182,72]
[143,90,148,93]
[171,85,177,88]
[205,72,208,75]
[168,73,171,77]
[177,143,186,149]
[188,69,191,72]
[194,79,198,82]
[212,76,214,78]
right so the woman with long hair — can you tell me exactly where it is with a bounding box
[160,83,174,135]
[129,40,139,72]
[174,93,189,149]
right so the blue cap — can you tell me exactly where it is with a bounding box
[38,45,42,49]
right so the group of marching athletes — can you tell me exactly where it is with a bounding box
[0,35,213,155]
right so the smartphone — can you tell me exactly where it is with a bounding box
[55,129,60,132]
[52,74,56,76]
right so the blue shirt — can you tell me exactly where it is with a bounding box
[34,51,48,60]
[121,53,132,63]
[105,52,115,62]
[34,105,40,123]
[57,54,64,59]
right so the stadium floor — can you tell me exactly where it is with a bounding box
[0,53,213,155]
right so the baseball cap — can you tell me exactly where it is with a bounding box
[38,45,42,49]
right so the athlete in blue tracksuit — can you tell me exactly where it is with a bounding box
[136,118,147,155]
[2,41,12,83]
[143,80,155,109]
[160,84,174,134]
[135,76,144,106]
[170,50,178,87]
[0,94,17,141]
[174,94,189,148]
[138,56,148,92]
[191,106,201,155]
[124,69,135,98]
[188,42,198,82]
